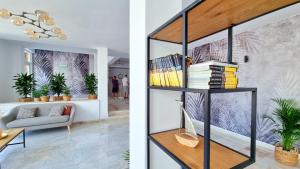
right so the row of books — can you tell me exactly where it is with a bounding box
[149,54,183,87]
[188,60,238,89]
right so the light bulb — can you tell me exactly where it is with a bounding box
[30,33,40,40]
[35,10,49,22]
[51,27,62,34]
[24,28,35,35]
[58,33,67,40]
[46,17,55,26]
[0,9,11,19]
[10,16,24,26]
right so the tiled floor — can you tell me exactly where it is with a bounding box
[0,116,129,169]
[108,97,129,113]
[0,113,299,169]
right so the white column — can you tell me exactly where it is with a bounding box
[130,0,147,168]
[97,47,108,119]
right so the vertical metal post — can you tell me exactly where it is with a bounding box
[182,12,188,128]
[228,26,233,63]
[204,91,211,169]
[147,36,151,169]
[250,90,257,161]
[23,130,26,148]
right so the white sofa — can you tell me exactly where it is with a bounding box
[0,103,75,131]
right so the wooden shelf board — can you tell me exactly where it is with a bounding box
[150,0,299,43]
[149,86,256,93]
[150,129,249,169]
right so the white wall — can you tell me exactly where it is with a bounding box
[97,47,109,119]
[182,0,196,8]
[0,39,109,120]
[0,39,25,102]
[130,0,182,168]
[0,39,98,103]
[129,0,147,168]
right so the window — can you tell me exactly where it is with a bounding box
[24,49,33,74]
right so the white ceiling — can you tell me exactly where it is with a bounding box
[0,0,129,57]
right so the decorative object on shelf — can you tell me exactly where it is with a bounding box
[40,84,50,102]
[265,98,300,166]
[50,73,66,101]
[12,73,36,102]
[0,128,8,140]
[149,54,183,87]
[84,73,98,100]
[0,9,67,40]
[174,100,199,148]
[63,86,72,101]
[188,60,238,89]
[32,89,42,102]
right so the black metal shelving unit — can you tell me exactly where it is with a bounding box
[146,0,300,169]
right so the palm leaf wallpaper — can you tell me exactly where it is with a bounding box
[186,14,300,146]
[33,49,92,97]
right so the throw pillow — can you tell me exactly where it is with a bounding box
[48,105,64,117]
[17,107,37,119]
[63,106,72,116]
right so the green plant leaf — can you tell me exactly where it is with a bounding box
[84,73,98,95]
[49,73,66,96]
[12,73,36,98]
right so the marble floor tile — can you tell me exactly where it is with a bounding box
[0,117,129,169]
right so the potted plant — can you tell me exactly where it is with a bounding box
[40,84,50,102]
[12,73,35,102]
[84,73,98,99]
[122,150,129,169]
[265,98,300,166]
[63,86,72,101]
[32,89,42,102]
[50,73,66,101]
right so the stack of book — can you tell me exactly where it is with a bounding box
[188,60,238,89]
[149,53,183,87]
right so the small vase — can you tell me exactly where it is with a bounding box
[53,96,63,101]
[19,98,33,102]
[63,95,72,101]
[40,96,50,102]
[88,95,97,100]
[34,98,41,102]
[275,144,299,166]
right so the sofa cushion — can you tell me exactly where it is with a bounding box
[63,106,72,116]
[48,105,64,117]
[7,116,69,128]
[16,107,37,119]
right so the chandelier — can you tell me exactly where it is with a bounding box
[0,9,67,40]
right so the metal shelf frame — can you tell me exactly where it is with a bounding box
[145,0,300,168]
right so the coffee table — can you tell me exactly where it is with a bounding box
[0,128,25,152]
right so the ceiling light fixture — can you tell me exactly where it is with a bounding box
[0,9,67,40]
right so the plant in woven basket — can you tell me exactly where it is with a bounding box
[40,84,50,102]
[32,89,42,98]
[84,73,98,99]
[40,84,49,97]
[63,86,71,96]
[264,98,300,166]
[50,73,66,97]
[12,73,36,99]
[63,86,72,101]
[122,150,129,168]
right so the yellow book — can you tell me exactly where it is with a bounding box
[170,70,179,87]
[224,66,237,72]
[176,70,183,87]
[225,84,237,89]
[225,77,238,83]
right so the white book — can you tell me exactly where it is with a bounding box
[189,60,238,69]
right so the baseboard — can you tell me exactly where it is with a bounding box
[193,120,275,151]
